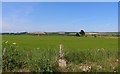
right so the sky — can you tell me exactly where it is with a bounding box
[1,0,120,2]
[2,2,118,32]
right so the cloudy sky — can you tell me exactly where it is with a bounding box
[2,2,118,33]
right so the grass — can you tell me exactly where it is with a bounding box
[2,35,119,72]
[2,35,118,49]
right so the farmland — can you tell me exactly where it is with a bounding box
[2,35,119,72]
[2,35,118,49]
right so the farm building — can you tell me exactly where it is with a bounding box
[86,32,99,35]
[58,32,65,35]
[28,32,46,36]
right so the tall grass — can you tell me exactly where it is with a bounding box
[2,42,118,72]
[2,35,118,72]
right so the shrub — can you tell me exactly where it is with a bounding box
[2,43,28,72]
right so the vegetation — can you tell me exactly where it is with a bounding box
[76,30,85,37]
[1,32,119,37]
[2,35,119,72]
[79,30,85,37]
[76,33,80,37]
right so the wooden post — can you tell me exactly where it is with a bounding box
[3,48,6,56]
[58,44,66,68]
[59,44,64,59]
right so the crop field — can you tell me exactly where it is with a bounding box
[2,35,118,49]
[2,35,119,72]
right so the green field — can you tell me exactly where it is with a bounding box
[2,35,119,72]
[2,35,118,49]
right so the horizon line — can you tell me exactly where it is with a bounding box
[1,31,119,33]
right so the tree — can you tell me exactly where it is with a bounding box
[79,30,85,37]
[93,34,97,38]
[76,33,80,36]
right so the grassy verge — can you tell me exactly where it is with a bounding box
[2,42,118,72]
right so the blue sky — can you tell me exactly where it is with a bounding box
[1,0,120,2]
[2,2,118,32]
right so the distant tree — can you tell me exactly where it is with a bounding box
[93,34,97,38]
[76,33,80,36]
[79,30,85,37]
[85,35,88,37]
[20,32,27,34]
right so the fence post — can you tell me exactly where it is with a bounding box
[59,44,64,59]
[58,44,66,69]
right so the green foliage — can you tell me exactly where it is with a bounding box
[2,43,28,72]
[79,30,85,36]
[64,48,118,72]
[2,43,57,72]
[76,30,85,37]
[2,35,118,72]
[28,48,58,72]
[76,33,80,37]
[2,35,118,49]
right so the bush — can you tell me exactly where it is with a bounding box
[2,43,28,72]
[2,42,118,72]
[76,33,80,37]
